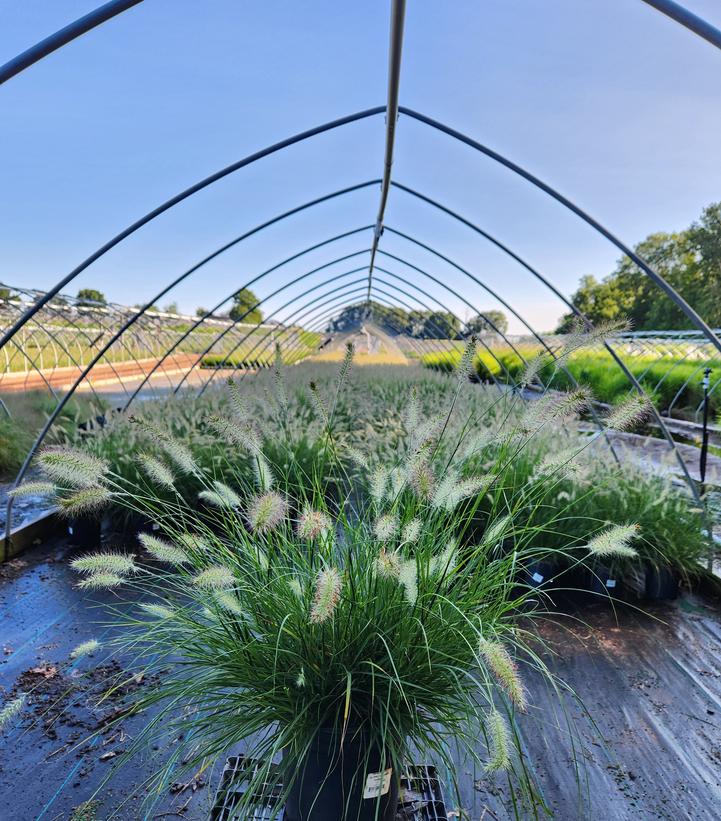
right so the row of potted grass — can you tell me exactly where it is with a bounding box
[422,346,721,420]
[74,362,708,584]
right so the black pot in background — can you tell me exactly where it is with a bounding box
[585,563,620,597]
[284,727,399,821]
[523,560,556,589]
[644,564,679,601]
[66,516,102,550]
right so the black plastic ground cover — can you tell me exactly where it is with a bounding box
[3,538,721,819]
[211,756,448,821]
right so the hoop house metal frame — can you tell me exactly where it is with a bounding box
[2,0,721,546]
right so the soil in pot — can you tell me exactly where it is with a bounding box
[284,726,399,821]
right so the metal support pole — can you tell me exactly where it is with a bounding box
[700,367,712,485]
[367,0,407,302]
[0,0,144,86]
[640,0,721,51]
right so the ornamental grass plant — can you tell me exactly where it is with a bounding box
[10,340,664,818]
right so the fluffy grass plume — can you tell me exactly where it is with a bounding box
[138,533,189,566]
[199,481,242,509]
[71,553,137,576]
[374,514,398,542]
[478,637,527,711]
[39,447,108,488]
[398,559,419,605]
[433,473,492,512]
[401,518,421,544]
[376,548,402,580]
[136,454,175,490]
[138,602,175,619]
[0,694,26,731]
[296,508,332,540]
[605,394,651,432]
[455,337,477,385]
[247,491,288,533]
[369,466,390,507]
[70,639,101,659]
[586,523,639,558]
[486,709,511,771]
[309,567,342,624]
[57,486,112,516]
[77,572,125,590]
[8,481,56,499]
[193,565,236,590]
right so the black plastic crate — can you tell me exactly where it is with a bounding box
[211,756,448,821]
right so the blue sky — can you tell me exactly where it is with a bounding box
[1,0,720,334]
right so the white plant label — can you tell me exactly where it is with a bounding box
[606,579,617,589]
[363,768,392,799]
[532,572,544,583]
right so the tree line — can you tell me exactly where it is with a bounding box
[326,301,508,338]
[557,201,721,332]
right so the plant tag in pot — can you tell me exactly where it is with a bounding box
[363,768,392,799]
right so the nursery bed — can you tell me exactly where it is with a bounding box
[1,538,720,820]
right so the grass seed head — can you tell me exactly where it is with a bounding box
[71,553,137,576]
[605,394,651,432]
[586,523,639,558]
[478,637,527,711]
[296,508,332,540]
[0,694,26,731]
[486,709,511,771]
[310,567,342,624]
[247,491,288,533]
[139,602,175,619]
[39,447,108,488]
[376,548,402,580]
[70,639,101,659]
[374,513,398,542]
[398,559,418,605]
[138,533,189,566]
[401,518,422,544]
[77,572,125,590]
[8,481,56,499]
[199,481,242,509]
[136,454,175,490]
[193,565,236,590]
[57,486,112,517]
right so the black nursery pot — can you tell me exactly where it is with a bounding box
[66,516,102,549]
[644,564,679,601]
[585,563,620,597]
[284,727,399,821]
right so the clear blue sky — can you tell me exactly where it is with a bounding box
[2,0,720,334]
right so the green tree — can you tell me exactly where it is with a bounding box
[229,288,263,324]
[76,288,106,307]
[196,306,209,317]
[163,301,179,315]
[466,310,508,335]
[555,207,720,332]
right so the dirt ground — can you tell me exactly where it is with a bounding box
[1,538,721,820]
